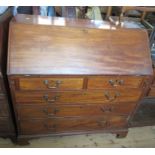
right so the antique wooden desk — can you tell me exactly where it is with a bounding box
[7,14,153,143]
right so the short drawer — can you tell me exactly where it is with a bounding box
[88,76,144,89]
[18,77,84,90]
[15,89,142,104]
[19,116,127,135]
[0,104,9,117]
[17,103,136,119]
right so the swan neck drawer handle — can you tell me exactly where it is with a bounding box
[44,80,62,89]
[109,79,124,86]
[104,91,120,101]
[43,94,60,103]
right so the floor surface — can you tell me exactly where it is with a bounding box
[0,126,155,148]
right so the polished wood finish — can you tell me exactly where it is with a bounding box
[88,76,144,89]
[7,14,153,141]
[14,89,142,104]
[20,116,127,135]
[17,103,136,119]
[8,15,152,75]
[18,77,83,90]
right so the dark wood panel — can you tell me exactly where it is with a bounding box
[18,77,84,90]
[17,103,136,119]
[14,89,142,104]
[0,8,15,137]
[0,79,3,92]
[88,76,144,89]
[0,117,11,133]
[129,98,155,127]
[19,119,47,135]
[0,104,9,116]
[0,93,7,101]
[147,87,155,97]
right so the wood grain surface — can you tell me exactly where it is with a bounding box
[14,89,142,104]
[8,14,153,75]
[17,103,136,119]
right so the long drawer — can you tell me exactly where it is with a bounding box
[14,89,142,104]
[17,103,136,119]
[88,76,144,89]
[19,116,127,135]
[17,77,84,90]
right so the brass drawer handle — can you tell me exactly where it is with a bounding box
[44,80,62,89]
[43,109,54,116]
[43,94,60,103]
[104,91,120,102]
[100,106,113,112]
[53,108,59,114]
[109,79,124,86]
[44,123,57,130]
[43,108,59,116]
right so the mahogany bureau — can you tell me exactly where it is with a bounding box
[7,14,153,142]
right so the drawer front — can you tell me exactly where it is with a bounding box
[15,89,142,104]
[20,116,127,135]
[88,76,144,89]
[17,103,136,119]
[18,77,84,90]
[0,104,9,117]
[148,87,155,97]
[19,119,47,135]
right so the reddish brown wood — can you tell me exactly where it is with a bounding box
[14,89,142,104]
[18,77,84,90]
[8,15,152,75]
[88,76,144,89]
[17,103,136,119]
[7,14,153,141]
[19,116,127,135]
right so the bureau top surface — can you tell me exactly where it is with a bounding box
[7,14,153,75]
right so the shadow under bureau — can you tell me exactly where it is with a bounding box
[7,14,153,143]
